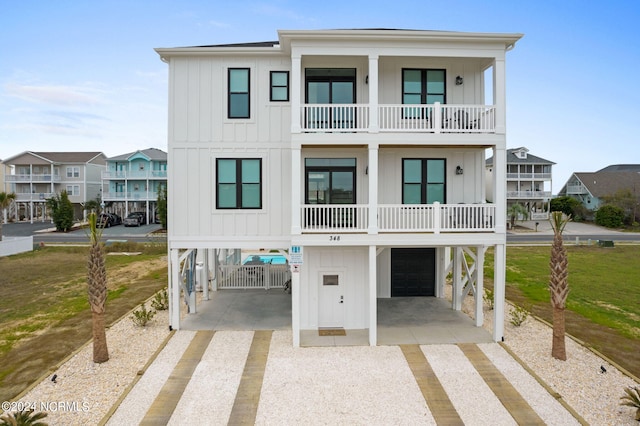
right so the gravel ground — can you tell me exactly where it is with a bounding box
[6,292,640,425]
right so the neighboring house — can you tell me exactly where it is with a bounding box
[557,165,640,212]
[486,147,555,220]
[2,151,106,222]
[101,148,167,223]
[156,28,522,346]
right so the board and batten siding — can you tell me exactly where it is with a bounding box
[167,55,293,240]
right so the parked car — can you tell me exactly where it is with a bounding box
[123,212,146,227]
[97,213,121,228]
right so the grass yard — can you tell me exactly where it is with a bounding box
[486,244,640,378]
[0,244,168,402]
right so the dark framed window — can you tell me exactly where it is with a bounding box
[216,158,262,209]
[402,159,446,204]
[228,68,250,118]
[402,69,446,118]
[270,71,289,101]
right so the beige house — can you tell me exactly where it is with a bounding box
[2,151,106,222]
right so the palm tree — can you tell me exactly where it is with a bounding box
[0,191,16,241]
[549,211,571,360]
[507,202,528,229]
[87,212,109,363]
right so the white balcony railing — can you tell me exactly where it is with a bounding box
[301,103,495,133]
[102,192,159,201]
[102,170,167,179]
[506,191,552,199]
[14,193,54,202]
[506,173,552,180]
[6,174,61,182]
[566,185,586,194]
[300,203,496,233]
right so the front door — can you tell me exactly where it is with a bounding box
[318,273,344,328]
[391,248,436,297]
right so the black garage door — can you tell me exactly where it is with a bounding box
[391,248,436,297]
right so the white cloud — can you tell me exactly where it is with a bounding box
[4,83,104,106]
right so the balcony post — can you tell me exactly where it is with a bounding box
[291,54,302,134]
[433,201,441,234]
[493,57,506,134]
[434,102,442,134]
[291,147,301,235]
[368,144,378,234]
[368,54,379,133]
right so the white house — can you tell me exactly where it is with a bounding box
[156,28,522,346]
[486,147,555,220]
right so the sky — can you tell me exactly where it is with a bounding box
[1,0,639,193]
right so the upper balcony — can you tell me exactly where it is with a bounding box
[6,174,61,183]
[102,170,167,180]
[506,173,552,180]
[299,103,495,134]
[506,190,552,199]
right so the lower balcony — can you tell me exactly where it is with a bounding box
[301,203,496,233]
[14,193,54,202]
[102,192,159,201]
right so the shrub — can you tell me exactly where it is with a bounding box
[620,386,640,421]
[595,205,625,228]
[550,196,582,218]
[0,409,48,425]
[151,288,169,311]
[509,304,530,326]
[130,303,156,327]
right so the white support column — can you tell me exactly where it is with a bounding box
[493,243,506,341]
[202,248,210,301]
[291,147,301,235]
[368,245,377,346]
[291,261,301,347]
[368,144,379,234]
[291,55,302,134]
[435,247,444,298]
[493,147,507,234]
[368,54,379,133]
[169,248,181,330]
[493,57,506,135]
[475,245,484,327]
[453,247,463,311]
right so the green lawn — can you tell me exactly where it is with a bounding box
[485,244,640,378]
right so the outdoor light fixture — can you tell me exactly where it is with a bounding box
[455,75,463,85]
[365,75,368,84]
[456,165,464,175]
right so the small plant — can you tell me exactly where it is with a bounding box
[130,303,156,327]
[0,409,48,426]
[509,303,530,326]
[483,288,494,310]
[620,386,640,421]
[151,288,169,311]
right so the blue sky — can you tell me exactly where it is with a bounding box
[1,0,639,193]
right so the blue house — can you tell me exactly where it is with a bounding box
[101,148,167,222]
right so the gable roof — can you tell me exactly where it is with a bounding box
[485,147,555,166]
[3,151,106,165]
[597,164,640,173]
[571,171,640,198]
[107,148,167,162]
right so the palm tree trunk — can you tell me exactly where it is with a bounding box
[552,306,567,360]
[92,311,109,363]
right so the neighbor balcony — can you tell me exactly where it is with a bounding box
[300,203,496,233]
[6,174,61,183]
[299,103,496,134]
[506,190,552,199]
[14,192,55,202]
[102,191,159,201]
[102,170,167,179]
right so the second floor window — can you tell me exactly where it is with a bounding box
[66,167,80,178]
[66,185,80,196]
[270,71,289,101]
[402,159,446,204]
[216,158,261,209]
[228,68,250,119]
